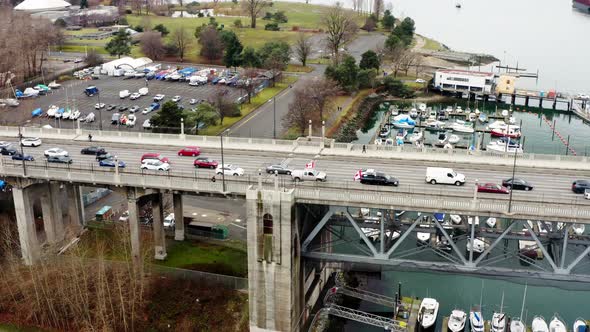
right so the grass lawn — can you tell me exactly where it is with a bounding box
[155,240,247,277]
[200,75,297,135]
[285,64,313,73]
[63,28,102,36]
[422,36,444,51]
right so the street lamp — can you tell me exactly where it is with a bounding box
[508,119,523,213]
[219,129,230,192]
[17,126,26,176]
[96,91,102,131]
[268,97,276,139]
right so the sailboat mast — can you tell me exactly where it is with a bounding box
[479,280,484,308]
[519,284,527,319]
[499,291,504,313]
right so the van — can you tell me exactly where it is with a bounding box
[425,167,465,186]
[119,90,130,98]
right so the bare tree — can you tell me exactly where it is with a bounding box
[294,33,312,67]
[322,4,358,63]
[140,31,165,60]
[198,26,224,63]
[283,88,316,136]
[209,86,238,125]
[171,27,191,62]
[399,51,417,76]
[241,0,271,28]
[373,0,383,20]
[305,78,341,121]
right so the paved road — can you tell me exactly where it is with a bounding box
[345,32,387,62]
[1,137,588,209]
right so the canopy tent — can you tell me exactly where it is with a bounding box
[14,0,71,12]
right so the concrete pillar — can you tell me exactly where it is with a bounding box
[49,183,65,242]
[246,187,298,332]
[127,192,142,267]
[41,191,57,244]
[13,186,40,265]
[152,194,167,260]
[66,185,83,232]
[173,193,184,241]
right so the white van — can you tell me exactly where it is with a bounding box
[425,167,466,186]
[138,87,149,96]
[119,90,130,99]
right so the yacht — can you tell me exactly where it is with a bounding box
[485,217,497,228]
[549,316,566,332]
[408,131,423,143]
[46,105,59,117]
[486,140,523,153]
[450,215,462,225]
[466,237,488,255]
[532,316,549,332]
[425,119,446,131]
[418,298,439,330]
[409,108,419,118]
[449,121,475,133]
[469,112,477,122]
[573,318,588,332]
[467,216,479,226]
[448,309,467,332]
[487,120,507,130]
[573,224,586,235]
[418,103,427,112]
[449,134,461,144]
[478,113,488,123]
[490,126,522,138]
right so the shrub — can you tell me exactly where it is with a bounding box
[118,17,128,25]
[233,19,242,28]
[54,18,67,28]
[273,11,288,23]
[125,9,132,14]
[133,25,144,32]
[263,12,272,20]
[264,22,280,31]
[291,26,299,31]
[198,12,204,17]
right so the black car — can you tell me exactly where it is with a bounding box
[502,178,533,191]
[96,153,113,161]
[81,146,106,155]
[572,180,590,194]
[266,164,292,175]
[47,155,72,164]
[12,153,34,161]
[106,104,117,111]
[0,145,17,155]
[118,105,129,112]
[359,170,399,186]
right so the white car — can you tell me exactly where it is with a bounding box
[70,110,81,120]
[189,99,198,105]
[141,159,170,171]
[163,213,175,228]
[130,93,141,100]
[48,81,61,89]
[94,103,105,109]
[415,78,426,84]
[126,114,136,127]
[577,94,590,100]
[143,119,151,129]
[21,137,42,147]
[172,95,182,102]
[154,94,165,102]
[215,164,244,176]
[44,147,69,157]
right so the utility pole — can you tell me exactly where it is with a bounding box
[273,97,276,139]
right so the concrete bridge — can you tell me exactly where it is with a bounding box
[2,126,590,331]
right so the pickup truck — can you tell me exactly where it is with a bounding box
[291,169,327,182]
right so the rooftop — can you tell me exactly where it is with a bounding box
[437,69,494,77]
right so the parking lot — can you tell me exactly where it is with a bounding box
[1,73,246,132]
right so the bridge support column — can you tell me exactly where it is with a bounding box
[173,193,184,241]
[246,186,298,332]
[41,185,63,245]
[49,183,65,242]
[13,185,40,265]
[66,184,83,232]
[127,189,142,267]
[152,193,167,260]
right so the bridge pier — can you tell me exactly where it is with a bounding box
[126,188,143,267]
[246,186,300,332]
[66,184,84,232]
[173,193,184,241]
[152,193,167,260]
[40,183,65,244]
[13,182,40,265]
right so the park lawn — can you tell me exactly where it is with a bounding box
[422,36,444,51]
[63,27,102,36]
[155,240,248,277]
[200,75,297,135]
[285,64,313,73]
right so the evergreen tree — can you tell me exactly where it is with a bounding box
[150,101,183,128]
[382,10,395,31]
[220,31,243,68]
[359,50,380,70]
[105,29,131,58]
[80,0,88,9]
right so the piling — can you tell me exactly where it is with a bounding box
[525,96,529,106]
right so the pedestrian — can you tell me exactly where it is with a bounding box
[211,176,216,182]
[362,145,366,153]
[88,133,92,142]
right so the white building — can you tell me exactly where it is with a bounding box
[101,57,153,76]
[433,69,495,94]
[14,0,71,12]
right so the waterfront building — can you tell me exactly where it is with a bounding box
[433,69,495,94]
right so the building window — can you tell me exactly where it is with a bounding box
[263,213,273,235]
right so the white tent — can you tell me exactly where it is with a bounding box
[14,0,71,12]
[101,57,153,76]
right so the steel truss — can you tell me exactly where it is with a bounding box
[301,206,590,282]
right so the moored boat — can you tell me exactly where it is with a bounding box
[449,134,461,144]
[490,126,522,138]
[448,309,467,332]
[573,318,588,332]
[573,224,586,235]
[410,108,419,118]
[409,131,423,142]
[486,217,497,228]
[478,113,488,123]
[450,214,462,225]
[491,293,506,332]
[532,316,549,332]
[549,315,566,332]
[450,121,475,133]
[418,298,439,329]
[470,306,485,332]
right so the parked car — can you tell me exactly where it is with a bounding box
[415,78,426,84]
[129,105,140,113]
[216,164,244,176]
[141,153,170,164]
[106,104,117,111]
[291,169,327,182]
[1,145,18,155]
[47,155,72,164]
[477,183,510,194]
[20,137,42,147]
[154,94,165,102]
[359,169,399,186]
[585,189,590,200]
[141,159,170,171]
[130,93,141,100]
[193,157,218,168]
[94,103,106,109]
[142,103,160,114]
[143,119,151,129]
[163,213,175,229]
[502,178,533,191]
[572,180,590,194]
[127,114,137,127]
[111,113,120,124]
[189,99,198,105]
[178,146,201,157]
[265,164,293,175]
[118,105,129,112]
[172,95,182,102]
[44,147,68,157]
[81,146,106,155]
[12,153,34,161]
[425,167,465,186]
[99,159,126,168]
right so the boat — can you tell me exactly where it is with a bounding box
[418,298,439,329]
[519,238,543,260]
[448,309,467,332]
[417,226,431,245]
[390,106,399,115]
[475,109,481,115]
[54,108,64,119]
[450,215,462,225]
[573,318,588,332]
[478,113,488,123]
[392,114,416,129]
[466,237,488,254]
[470,281,485,332]
[428,109,438,120]
[83,112,95,123]
[532,316,549,332]
[573,224,586,235]
[409,108,419,118]
[510,284,528,332]
[449,122,475,133]
[487,120,507,130]
[408,131,423,142]
[549,316,566,332]
[425,119,446,131]
[486,140,523,153]
[491,293,506,332]
[418,103,427,112]
[486,217,497,228]
[501,109,509,117]
[509,116,516,124]
[448,134,461,144]
[379,126,390,138]
[438,132,448,144]
[48,81,61,89]
[469,113,477,122]
[62,108,72,119]
[490,126,522,138]
[46,105,59,117]
[467,216,479,226]
[70,110,81,120]
[455,106,463,113]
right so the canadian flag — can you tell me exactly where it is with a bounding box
[353,169,363,181]
[305,160,315,169]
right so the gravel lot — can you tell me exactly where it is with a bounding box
[1,73,245,132]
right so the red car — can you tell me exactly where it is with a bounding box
[477,183,510,194]
[141,153,170,164]
[178,146,201,157]
[193,157,218,169]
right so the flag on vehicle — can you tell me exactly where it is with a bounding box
[305,160,315,169]
[353,169,363,181]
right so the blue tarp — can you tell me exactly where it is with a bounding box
[0,180,5,190]
[178,67,197,75]
[15,90,23,98]
[57,108,64,114]
[434,213,445,222]
[31,108,42,117]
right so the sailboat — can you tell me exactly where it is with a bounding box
[549,315,567,332]
[532,316,549,332]
[491,292,506,332]
[573,318,588,332]
[470,281,485,332]
[510,284,527,332]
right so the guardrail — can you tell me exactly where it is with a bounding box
[2,159,590,223]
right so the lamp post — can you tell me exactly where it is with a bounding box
[18,126,26,176]
[268,97,276,139]
[508,120,523,213]
[220,129,230,192]
[97,92,102,131]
